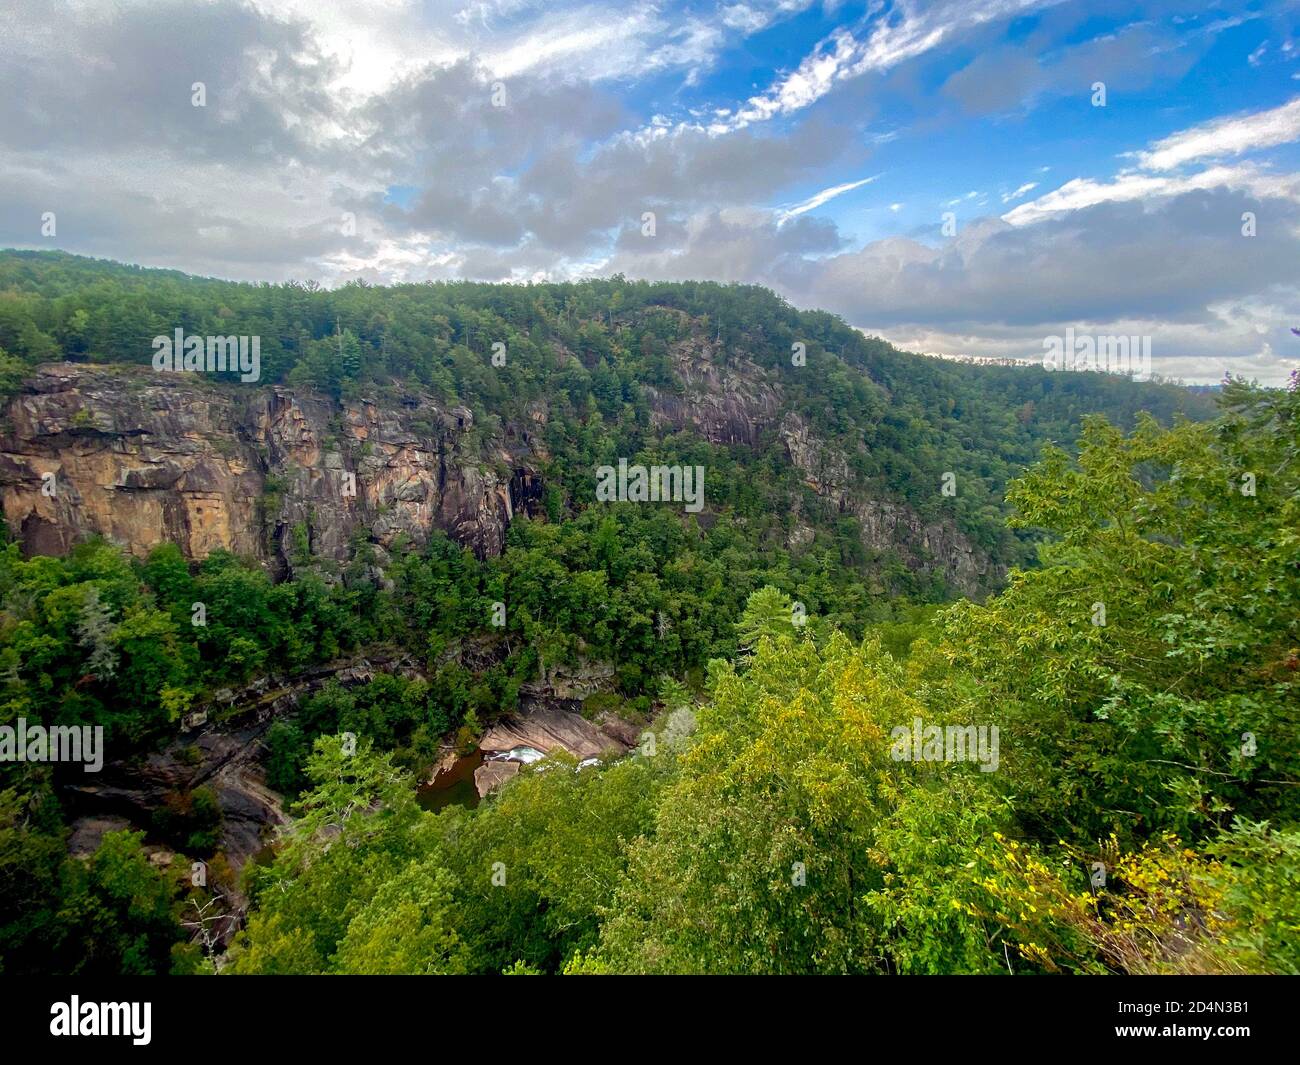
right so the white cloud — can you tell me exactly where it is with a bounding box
[484,9,665,79]
[1001,182,1037,203]
[725,27,860,129]
[250,0,806,95]
[1138,96,1300,171]
[1003,164,1300,225]
[718,0,1060,131]
[252,0,458,95]
[779,174,880,222]
[1002,98,1300,228]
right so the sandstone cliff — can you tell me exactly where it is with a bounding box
[0,363,532,572]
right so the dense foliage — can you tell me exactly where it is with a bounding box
[5,378,1287,975]
[232,379,1296,976]
[2,253,1289,976]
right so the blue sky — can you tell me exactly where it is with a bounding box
[2,0,1299,382]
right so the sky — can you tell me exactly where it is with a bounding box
[2,0,1299,383]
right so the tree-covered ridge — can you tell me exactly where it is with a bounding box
[0,251,1265,977]
[0,249,1215,572]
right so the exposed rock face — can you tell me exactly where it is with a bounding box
[62,650,424,869]
[472,703,634,796]
[1,365,264,559]
[778,411,999,594]
[67,815,134,858]
[778,412,851,496]
[647,343,998,596]
[478,704,632,762]
[62,721,288,952]
[645,341,781,446]
[63,725,288,872]
[850,497,996,594]
[473,759,520,797]
[0,363,532,571]
[521,658,617,702]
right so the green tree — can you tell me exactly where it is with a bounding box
[734,585,801,651]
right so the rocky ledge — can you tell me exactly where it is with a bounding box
[0,363,542,572]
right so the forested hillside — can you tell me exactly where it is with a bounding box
[3,252,1292,977]
[0,250,1213,570]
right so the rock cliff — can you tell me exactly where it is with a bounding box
[645,344,998,595]
[0,363,529,572]
[1,355,997,593]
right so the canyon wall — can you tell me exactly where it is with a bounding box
[644,340,999,595]
[1,356,997,594]
[0,363,530,573]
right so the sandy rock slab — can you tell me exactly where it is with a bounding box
[477,704,632,762]
[473,760,520,797]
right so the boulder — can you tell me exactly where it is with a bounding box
[473,760,520,797]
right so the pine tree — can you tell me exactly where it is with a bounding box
[77,586,118,680]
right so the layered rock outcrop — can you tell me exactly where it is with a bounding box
[644,340,781,446]
[778,412,998,594]
[0,363,533,571]
[478,704,632,763]
[473,702,636,797]
[64,721,289,873]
